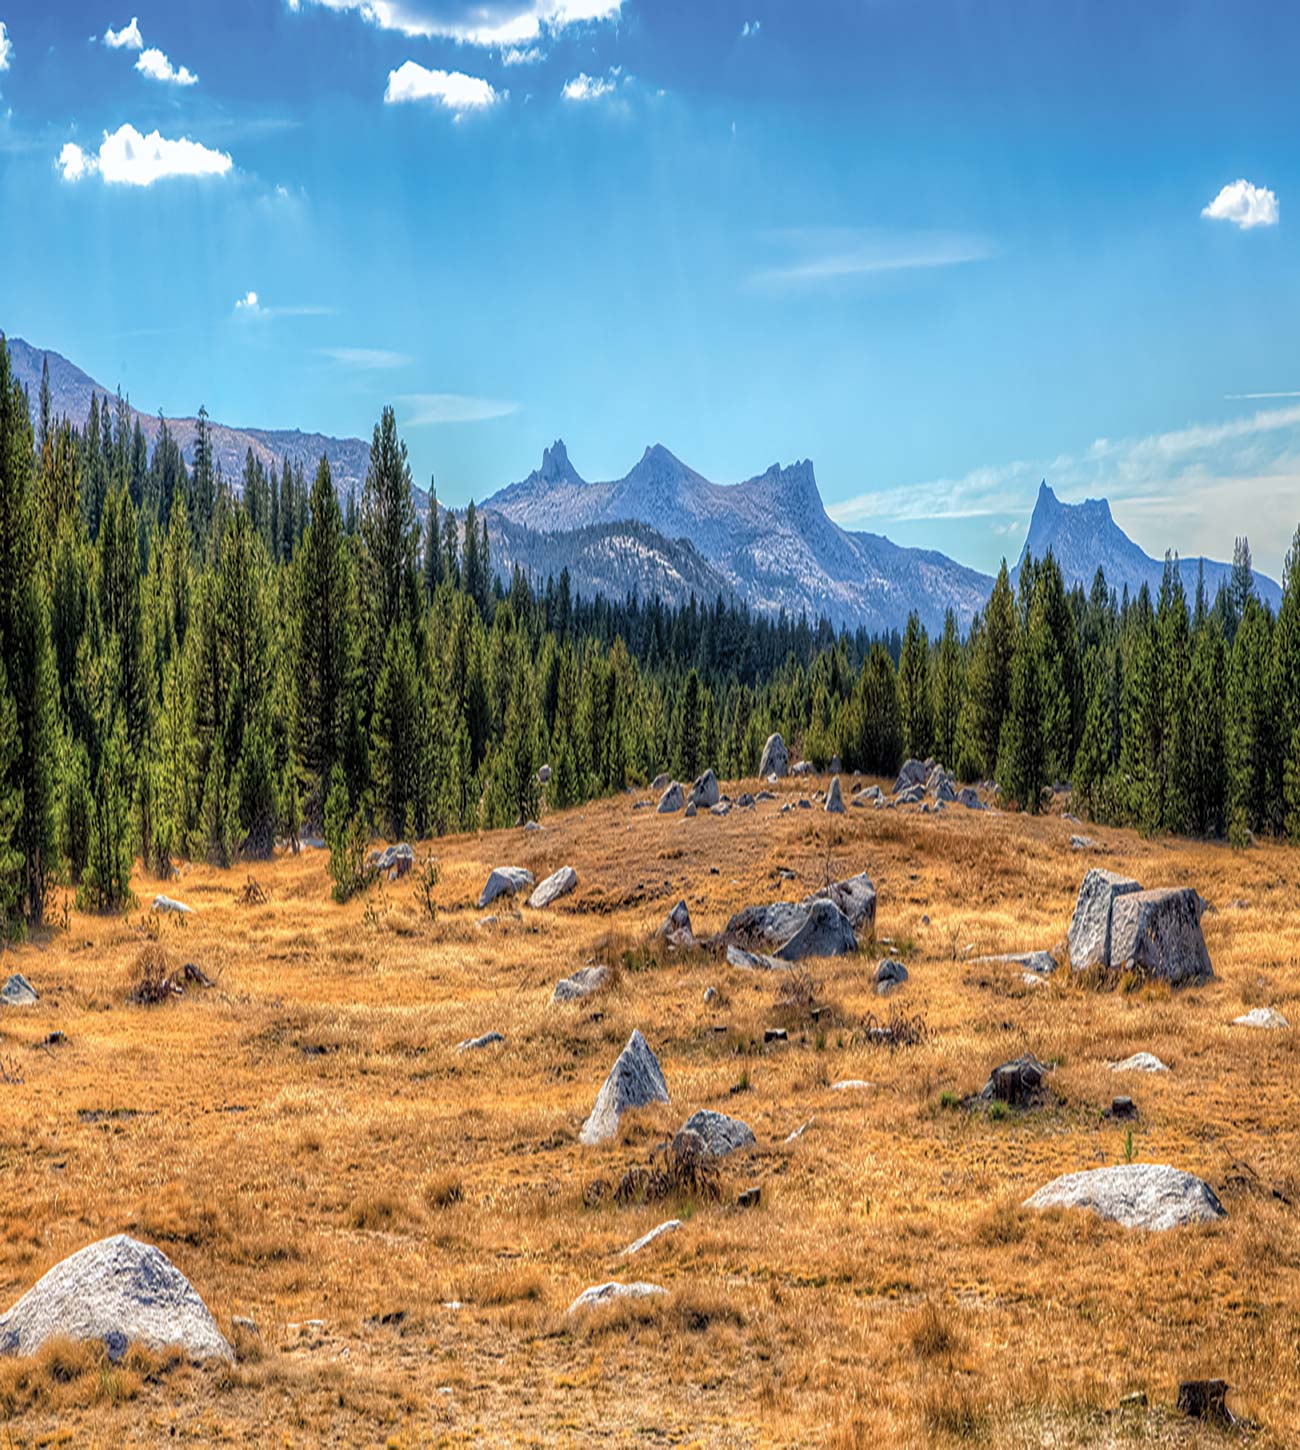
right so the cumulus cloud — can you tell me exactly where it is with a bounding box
[136,46,198,86]
[385,60,501,115]
[58,124,233,186]
[0,21,12,72]
[1202,178,1278,230]
[399,392,519,425]
[741,19,760,37]
[287,0,620,47]
[103,15,143,50]
[562,70,615,101]
[235,291,261,313]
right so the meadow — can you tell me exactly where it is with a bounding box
[0,775,1297,1447]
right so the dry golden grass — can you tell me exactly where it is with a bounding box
[0,777,1298,1446]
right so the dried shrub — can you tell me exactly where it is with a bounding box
[611,1133,723,1207]
[859,1007,929,1048]
[127,946,214,1005]
[237,876,268,907]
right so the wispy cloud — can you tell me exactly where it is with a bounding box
[827,401,1300,573]
[59,124,232,186]
[747,228,994,290]
[0,21,13,72]
[235,292,334,319]
[1225,390,1300,400]
[562,70,617,102]
[502,45,543,65]
[287,0,621,48]
[319,347,413,369]
[741,19,760,37]
[385,61,501,116]
[399,393,518,425]
[1202,178,1278,230]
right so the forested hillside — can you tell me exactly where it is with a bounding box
[0,337,1295,937]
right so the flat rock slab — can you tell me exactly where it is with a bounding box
[1024,1164,1226,1231]
[721,898,856,962]
[676,1110,755,1157]
[529,866,577,909]
[567,1281,666,1315]
[1110,1052,1170,1072]
[0,1234,232,1362]
[552,966,609,1004]
[579,1029,670,1146]
[621,1221,682,1257]
[1234,1007,1289,1029]
[1109,888,1214,983]
[477,867,534,910]
[1,973,38,1006]
[456,1032,504,1052]
[152,895,193,915]
[725,944,788,972]
[1067,869,1141,971]
[830,1079,872,1092]
[972,951,1058,976]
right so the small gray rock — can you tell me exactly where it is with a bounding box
[152,894,192,915]
[477,867,535,910]
[528,866,577,909]
[456,1031,504,1052]
[824,776,845,814]
[1024,1164,1226,1231]
[1,973,38,1007]
[1110,1052,1170,1072]
[567,1281,666,1315]
[875,959,908,994]
[675,1109,755,1157]
[552,966,609,1004]
[1233,1007,1289,1029]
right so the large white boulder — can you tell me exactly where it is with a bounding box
[759,733,789,778]
[477,867,535,909]
[1024,1164,1225,1231]
[567,1281,666,1315]
[0,1235,232,1362]
[529,866,577,909]
[1067,869,1141,971]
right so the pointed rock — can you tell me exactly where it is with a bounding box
[657,781,685,814]
[759,733,789,778]
[1,974,38,1006]
[688,769,720,809]
[1109,888,1213,983]
[579,1029,670,1145]
[0,1235,232,1362]
[824,776,845,813]
[1067,869,1141,970]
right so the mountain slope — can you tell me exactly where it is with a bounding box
[1018,481,1281,609]
[485,441,994,633]
[5,335,373,500]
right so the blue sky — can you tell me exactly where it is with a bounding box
[0,0,1297,576]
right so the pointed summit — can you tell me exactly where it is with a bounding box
[540,439,581,485]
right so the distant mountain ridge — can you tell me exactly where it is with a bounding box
[1018,481,1281,609]
[485,440,995,633]
[5,335,373,500]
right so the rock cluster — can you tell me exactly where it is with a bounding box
[1067,869,1212,983]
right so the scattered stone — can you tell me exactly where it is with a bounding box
[688,769,720,809]
[791,760,813,777]
[456,1031,504,1053]
[702,986,717,1005]
[737,1186,762,1209]
[805,871,877,933]
[475,914,498,929]
[1067,869,1141,971]
[1070,835,1097,851]
[825,776,845,813]
[784,1117,815,1142]
[528,866,578,909]
[981,1054,1050,1107]
[368,842,415,879]
[763,1027,788,1044]
[477,867,535,910]
[759,733,789,778]
[893,759,928,793]
[971,950,1059,976]
[538,764,552,784]
[523,820,542,832]
[1176,1379,1233,1428]
[684,801,697,818]
[1233,1007,1289,1029]
[736,792,755,809]
[1023,1163,1226,1230]
[651,772,672,792]
[0,1235,232,1363]
[1110,1052,1169,1073]
[725,945,787,972]
[710,801,732,817]
[796,798,812,810]
[1,974,38,1007]
[830,1079,872,1092]
[152,895,192,915]
[567,1281,666,1315]
[656,781,685,814]
[875,959,908,995]
[957,787,984,810]
[1109,888,1214,983]
[579,1030,670,1146]
[657,900,695,949]
[231,1315,259,1337]
[755,789,776,802]
[676,1109,755,1158]
[620,1220,681,1256]
[552,966,609,1004]
[1106,1096,1138,1120]
[895,784,925,805]
[721,898,857,962]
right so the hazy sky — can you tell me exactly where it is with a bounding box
[0,1,1296,576]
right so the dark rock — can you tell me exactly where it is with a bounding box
[981,1054,1049,1107]
[737,1186,762,1209]
[1108,888,1214,984]
[1176,1380,1233,1428]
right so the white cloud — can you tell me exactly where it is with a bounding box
[320,347,414,369]
[1225,391,1300,400]
[287,0,620,47]
[748,228,994,289]
[502,45,543,64]
[741,19,760,37]
[562,70,615,101]
[1202,178,1278,230]
[385,60,501,116]
[103,15,143,50]
[58,124,233,186]
[399,393,519,425]
[235,291,261,313]
[0,21,12,72]
[136,46,198,86]
[235,292,335,320]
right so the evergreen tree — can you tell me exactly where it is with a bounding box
[371,624,422,839]
[423,477,443,599]
[965,560,1017,776]
[897,612,932,760]
[932,609,963,769]
[360,405,419,656]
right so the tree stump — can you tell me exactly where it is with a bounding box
[1176,1379,1232,1426]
